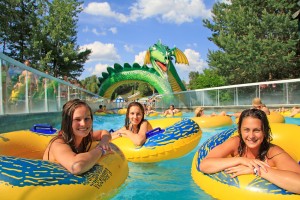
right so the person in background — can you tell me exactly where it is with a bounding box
[43,99,112,175]
[289,106,300,117]
[95,104,104,113]
[252,98,270,115]
[111,102,153,146]
[194,107,226,117]
[145,105,156,116]
[230,97,270,118]
[163,104,180,117]
[200,108,300,194]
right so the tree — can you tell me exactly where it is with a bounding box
[204,0,300,85]
[0,0,41,61]
[81,75,99,94]
[0,0,91,79]
[189,69,225,90]
[37,0,91,78]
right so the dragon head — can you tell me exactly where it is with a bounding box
[144,40,189,78]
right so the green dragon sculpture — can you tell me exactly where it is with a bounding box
[98,41,189,98]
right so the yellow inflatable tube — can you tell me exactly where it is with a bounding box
[267,112,285,123]
[161,111,183,117]
[191,115,233,128]
[191,123,300,200]
[112,118,202,163]
[0,130,129,200]
[94,111,107,115]
[236,112,285,124]
[146,111,159,117]
[118,108,127,115]
[281,111,300,118]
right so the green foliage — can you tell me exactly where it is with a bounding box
[138,82,154,96]
[204,0,300,85]
[189,68,226,90]
[0,0,91,79]
[80,75,99,94]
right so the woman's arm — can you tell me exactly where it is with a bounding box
[92,130,111,150]
[111,127,126,140]
[200,137,268,174]
[258,146,300,194]
[120,121,152,146]
[50,140,106,175]
[200,137,239,173]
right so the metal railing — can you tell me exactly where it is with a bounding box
[0,53,103,115]
[1,52,300,115]
[154,79,300,110]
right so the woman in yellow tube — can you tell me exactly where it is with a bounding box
[200,108,300,194]
[43,99,112,175]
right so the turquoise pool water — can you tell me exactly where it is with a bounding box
[93,113,236,200]
[59,111,300,200]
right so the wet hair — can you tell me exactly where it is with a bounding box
[50,99,93,154]
[195,107,204,117]
[125,102,145,131]
[237,108,272,161]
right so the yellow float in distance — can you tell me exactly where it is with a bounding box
[118,108,127,115]
[112,118,201,163]
[191,115,233,128]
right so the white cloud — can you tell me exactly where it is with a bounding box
[134,51,147,65]
[124,44,134,53]
[92,28,106,36]
[80,41,120,62]
[83,0,211,24]
[91,63,110,76]
[83,2,129,23]
[216,0,231,4]
[109,27,117,34]
[130,0,212,24]
[176,49,208,81]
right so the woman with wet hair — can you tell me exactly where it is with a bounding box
[43,99,111,175]
[200,108,300,194]
[112,102,152,146]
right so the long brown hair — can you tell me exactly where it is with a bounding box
[125,102,145,131]
[50,99,93,153]
[237,108,272,161]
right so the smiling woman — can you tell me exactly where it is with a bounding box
[111,102,153,146]
[197,108,300,195]
[43,99,112,175]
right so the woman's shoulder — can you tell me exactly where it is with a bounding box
[268,144,285,157]
[229,135,240,143]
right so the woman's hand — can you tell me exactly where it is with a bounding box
[97,140,111,151]
[225,165,254,178]
[239,157,270,176]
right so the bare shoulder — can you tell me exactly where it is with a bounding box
[268,144,286,158]
[228,135,240,145]
[51,137,67,149]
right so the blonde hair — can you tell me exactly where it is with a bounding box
[195,107,204,117]
[252,97,262,106]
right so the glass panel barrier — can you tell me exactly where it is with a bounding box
[1,52,300,115]
[1,53,104,115]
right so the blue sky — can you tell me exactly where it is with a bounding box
[77,0,227,82]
